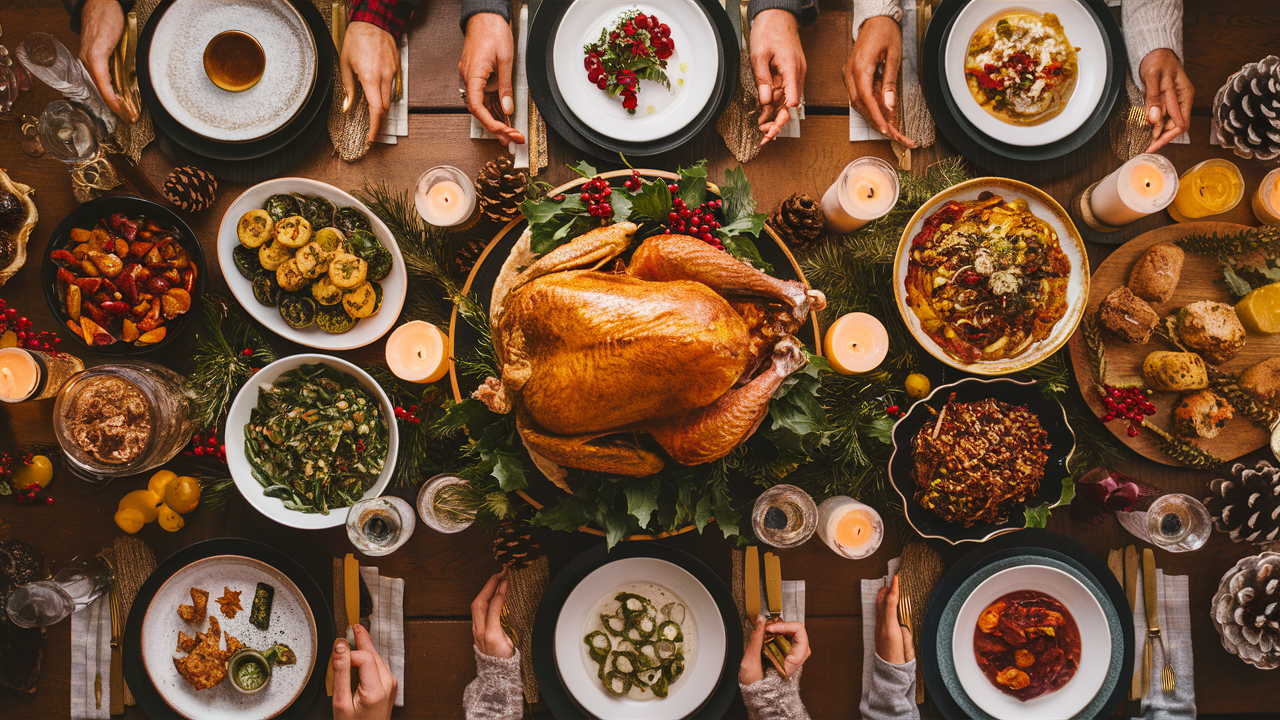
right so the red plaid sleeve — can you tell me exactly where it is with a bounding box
[349,0,418,41]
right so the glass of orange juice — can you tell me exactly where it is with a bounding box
[1169,158,1244,222]
[816,496,883,559]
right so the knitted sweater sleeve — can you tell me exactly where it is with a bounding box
[739,667,812,720]
[463,647,523,720]
[852,0,903,35]
[1121,0,1184,91]
[859,655,921,720]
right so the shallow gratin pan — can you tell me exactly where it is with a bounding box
[893,177,1089,376]
[888,377,1076,544]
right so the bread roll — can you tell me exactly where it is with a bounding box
[1143,351,1208,391]
[1172,390,1234,439]
[1128,243,1184,303]
[1240,357,1280,407]
[1174,300,1246,364]
[1099,286,1158,344]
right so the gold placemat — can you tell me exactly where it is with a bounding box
[897,541,944,704]
[109,536,156,707]
[729,547,755,638]
[506,557,549,704]
[1110,73,1151,162]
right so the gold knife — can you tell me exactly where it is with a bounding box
[764,552,782,618]
[1143,549,1160,698]
[744,547,761,621]
[1125,545,1142,701]
[1107,548,1123,587]
[109,577,124,715]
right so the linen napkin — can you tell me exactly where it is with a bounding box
[859,556,900,709]
[358,566,406,706]
[373,34,411,145]
[70,594,111,719]
[470,6,532,169]
[849,1,928,144]
[730,548,806,634]
[1132,569,1196,719]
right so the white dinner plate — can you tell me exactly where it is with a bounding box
[952,564,1112,720]
[893,177,1088,375]
[217,178,406,350]
[141,555,318,720]
[552,1,719,143]
[149,0,316,143]
[224,354,397,530]
[555,557,726,720]
[944,0,1107,146]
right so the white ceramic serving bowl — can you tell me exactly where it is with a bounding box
[217,178,406,350]
[552,1,719,143]
[944,0,1107,146]
[141,555,318,719]
[952,564,1112,720]
[893,177,1089,375]
[224,354,397,530]
[555,556,726,720]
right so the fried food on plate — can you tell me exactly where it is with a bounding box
[216,586,243,619]
[177,587,209,624]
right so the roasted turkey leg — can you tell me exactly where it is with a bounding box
[516,412,666,480]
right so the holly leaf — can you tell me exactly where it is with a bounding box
[865,415,895,445]
[624,482,659,530]
[720,233,772,272]
[678,161,708,208]
[609,188,633,223]
[631,179,673,222]
[597,506,630,549]
[570,160,598,178]
[1058,473,1077,507]
[720,165,756,221]
[1222,265,1253,297]
[488,449,527,492]
[1023,503,1051,528]
[695,495,713,532]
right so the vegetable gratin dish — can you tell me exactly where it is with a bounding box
[964,11,1079,126]
[905,193,1072,365]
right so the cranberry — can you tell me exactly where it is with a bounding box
[599,203,612,215]
[658,23,670,36]
[633,14,649,30]
[702,232,714,242]
[584,56,600,71]
[597,77,608,90]
[668,212,679,223]
[679,208,692,219]
[668,184,679,194]
[588,69,603,84]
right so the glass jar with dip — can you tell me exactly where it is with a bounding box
[52,362,194,483]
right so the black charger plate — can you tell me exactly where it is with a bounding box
[136,0,334,164]
[920,529,1134,720]
[888,377,1077,544]
[922,0,1126,180]
[527,0,737,160]
[41,195,206,356]
[123,538,333,720]
[531,542,743,719]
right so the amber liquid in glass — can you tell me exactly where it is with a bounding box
[203,31,265,92]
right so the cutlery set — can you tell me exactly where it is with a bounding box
[1115,544,1176,703]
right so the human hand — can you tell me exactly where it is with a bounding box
[341,20,400,144]
[1139,48,1194,153]
[845,15,915,148]
[472,570,514,659]
[875,574,915,665]
[749,9,806,146]
[78,0,128,119]
[459,13,524,145]
[332,624,397,720]
[738,617,812,685]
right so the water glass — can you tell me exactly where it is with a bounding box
[16,32,115,131]
[6,553,112,628]
[751,484,818,549]
[347,496,416,556]
[1146,493,1212,552]
[38,100,99,165]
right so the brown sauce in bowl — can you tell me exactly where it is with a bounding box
[203,31,265,92]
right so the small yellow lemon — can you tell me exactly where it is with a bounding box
[905,373,932,399]
[10,455,54,490]
[118,489,163,523]
[164,476,201,514]
[0,330,16,349]
[157,503,185,532]
[114,507,146,534]
[147,469,177,499]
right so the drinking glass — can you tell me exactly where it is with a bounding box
[38,100,99,165]
[1146,493,1212,552]
[16,32,116,131]
[6,553,113,628]
[347,496,416,556]
[417,474,476,534]
[751,484,818,549]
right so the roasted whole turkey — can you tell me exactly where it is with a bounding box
[474,222,825,484]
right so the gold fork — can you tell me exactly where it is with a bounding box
[898,591,913,631]
[500,602,519,647]
[1158,634,1176,693]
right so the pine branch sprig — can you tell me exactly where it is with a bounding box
[1174,225,1280,260]
[190,294,278,431]
[1143,420,1224,469]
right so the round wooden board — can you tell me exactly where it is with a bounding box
[1066,221,1272,466]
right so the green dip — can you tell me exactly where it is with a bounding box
[233,656,267,691]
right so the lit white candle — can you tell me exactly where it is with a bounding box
[821,157,899,234]
[385,321,449,383]
[824,313,889,375]
[415,166,476,227]
[1089,153,1178,227]
[816,496,883,560]
[0,348,39,403]
[1252,167,1280,226]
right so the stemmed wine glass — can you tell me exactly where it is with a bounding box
[5,553,113,628]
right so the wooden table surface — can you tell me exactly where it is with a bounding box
[1,1,1278,717]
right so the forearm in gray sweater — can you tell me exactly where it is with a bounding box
[860,655,920,720]
[852,0,903,35]
[1121,0,1183,90]
[463,647,523,720]
[740,667,811,720]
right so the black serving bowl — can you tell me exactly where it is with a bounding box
[42,196,206,355]
[888,377,1076,544]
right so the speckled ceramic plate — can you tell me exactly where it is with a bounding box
[935,554,1122,720]
[148,0,316,143]
[141,555,318,720]
[893,177,1089,375]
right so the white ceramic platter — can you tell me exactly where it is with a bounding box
[141,555,317,720]
[552,1,718,143]
[952,564,1112,720]
[555,557,726,720]
[944,0,1107,146]
[893,177,1089,375]
[225,354,398,530]
[149,0,316,143]
[217,178,406,350]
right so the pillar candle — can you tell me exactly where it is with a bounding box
[821,157,899,234]
[0,348,40,402]
[385,321,449,383]
[1089,153,1178,227]
[824,312,889,375]
[1253,167,1280,226]
[415,166,476,227]
[1170,158,1244,222]
[816,496,883,560]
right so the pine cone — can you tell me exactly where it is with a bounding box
[1213,55,1280,161]
[768,193,824,250]
[455,238,487,276]
[493,519,539,569]
[1212,551,1280,669]
[475,156,527,223]
[162,165,217,213]
[1206,460,1280,545]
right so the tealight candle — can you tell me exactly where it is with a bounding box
[0,348,83,403]
[823,312,889,375]
[1252,167,1280,226]
[1088,153,1178,228]
[821,157,899,234]
[816,496,883,560]
[414,165,476,227]
[1170,158,1244,222]
[385,321,449,383]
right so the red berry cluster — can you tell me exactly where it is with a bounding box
[1100,385,1156,436]
[0,298,61,352]
[580,176,614,218]
[583,12,673,114]
[663,189,724,250]
[14,483,53,505]
[394,404,422,424]
[184,430,228,463]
